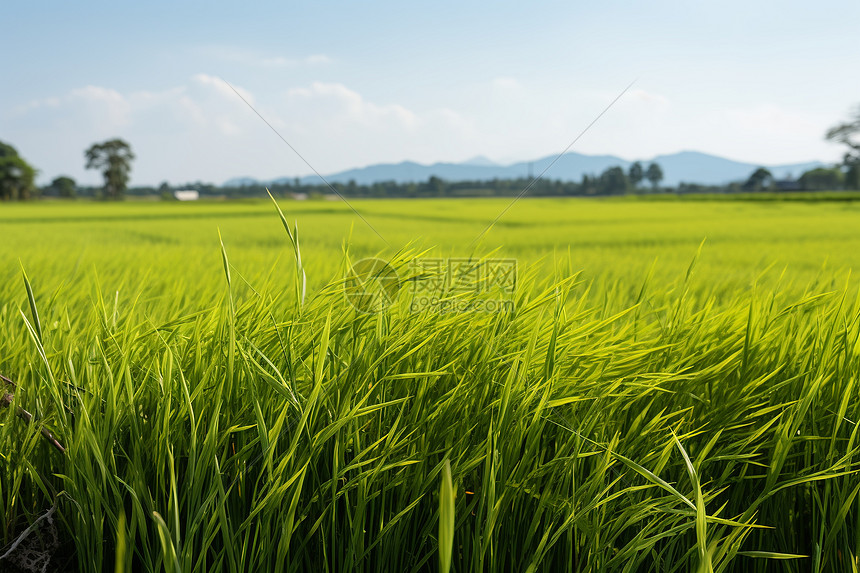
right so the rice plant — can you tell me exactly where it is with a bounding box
[1,198,859,571]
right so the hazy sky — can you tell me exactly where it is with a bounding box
[3,1,859,186]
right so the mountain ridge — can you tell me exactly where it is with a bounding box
[224,151,828,188]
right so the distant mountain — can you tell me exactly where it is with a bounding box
[229,152,828,188]
[645,151,824,187]
[461,155,499,167]
[222,176,260,187]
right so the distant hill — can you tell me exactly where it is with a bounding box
[461,155,499,167]
[229,151,827,188]
[646,151,823,186]
[222,176,260,187]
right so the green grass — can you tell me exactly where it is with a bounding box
[1,197,860,571]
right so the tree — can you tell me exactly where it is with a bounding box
[628,161,644,189]
[799,167,844,191]
[50,176,77,198]
[826,106,860,190]
[85,139,135,200]
[847,161,860,190]
[597,166,629,195]
[428,175,446,196]
[645,163,663,191]
[743,167,773,192]
[0,141,37,201]
[158,181,173,201]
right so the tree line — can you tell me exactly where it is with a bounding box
[2,105,860,202]
[1,138,134,201]
[201,162,665,200]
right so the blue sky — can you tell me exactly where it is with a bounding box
[3,0,859,185]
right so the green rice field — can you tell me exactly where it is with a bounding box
[2,197,860,571]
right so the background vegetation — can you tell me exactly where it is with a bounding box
[2,104,859,202]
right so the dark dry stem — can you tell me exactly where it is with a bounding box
[0,374,66,455]
[0,373,15,388]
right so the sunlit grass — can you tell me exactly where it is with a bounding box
[1,198,859,571]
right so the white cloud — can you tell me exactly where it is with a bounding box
[627,89,669,107]
[275,82,479,172]
[197,46,333,68]
[492,77,521,90]
[5,76,480,185]
[305,54,332,65]
[191,73,255,107]
[4,76,844,187]
[69,86,132,128]
[13,96,60,114]
[259,56,293,67]
[286,82,419,129]
[176,95,207,126]
[724,104,821,139]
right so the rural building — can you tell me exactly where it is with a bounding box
[174,190,200,201]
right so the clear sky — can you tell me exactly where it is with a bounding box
[3,0,859,186]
